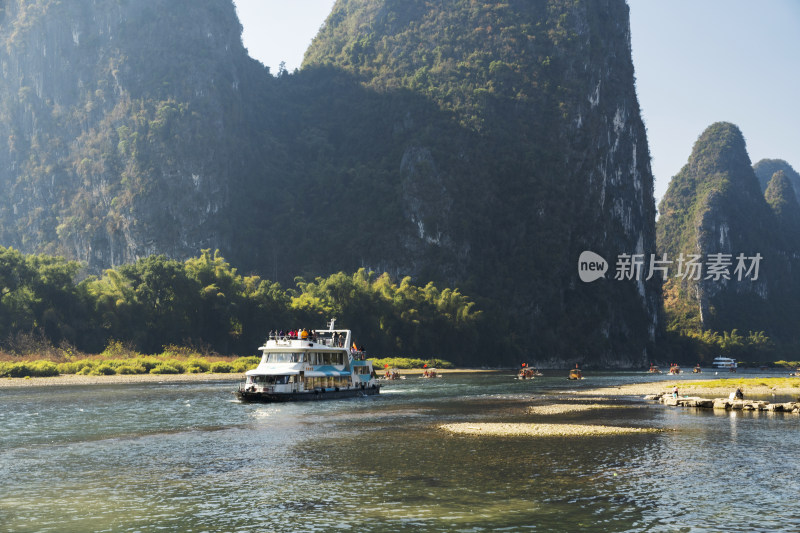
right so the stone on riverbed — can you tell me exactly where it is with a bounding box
[661,396,713,408]
[713,400,730,409]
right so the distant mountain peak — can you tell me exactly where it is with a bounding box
[754,158,800,202]
[765,170,800,243]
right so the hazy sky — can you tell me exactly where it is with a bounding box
[233,0,799,204]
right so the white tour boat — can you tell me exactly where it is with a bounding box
[234,319,380,403]
[712,356,737,370]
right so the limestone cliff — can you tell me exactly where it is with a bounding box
[298,0,660,367]
[0,0,268,270]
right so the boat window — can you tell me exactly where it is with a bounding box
[251,375,292,384]
[266,352,304,363]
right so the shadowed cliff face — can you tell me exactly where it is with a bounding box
[0,0,271,271]
[300,0,660,366]
[657,122,800,343]
[0,0,659,365]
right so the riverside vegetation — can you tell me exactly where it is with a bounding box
[0,348,454,379]
[0,345,260,379]
[0,246,476,373]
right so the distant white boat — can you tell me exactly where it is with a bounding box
[712,356,737,370]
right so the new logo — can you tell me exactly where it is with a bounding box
[578,251,607,282]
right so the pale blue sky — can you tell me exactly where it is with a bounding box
[233,0,799,203]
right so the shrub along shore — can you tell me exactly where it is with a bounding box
[0,354,260,379]
[0,351,458,385]
[0,372,245,388]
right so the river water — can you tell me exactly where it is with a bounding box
[1,371,799,532]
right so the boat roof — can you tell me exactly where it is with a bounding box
[246,368,300,376]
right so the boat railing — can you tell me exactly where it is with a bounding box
[267,332,349,347]
[272,338,293,346]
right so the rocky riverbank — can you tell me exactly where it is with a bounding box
[647,392,800,413]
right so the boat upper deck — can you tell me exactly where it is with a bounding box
[261,329,352,351]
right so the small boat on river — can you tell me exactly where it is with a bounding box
[517,365,542,379]
[668,364,681,375]
[648,364,662,374]
[234,319,380,403]
[421,367,441,378]
[568,365,583,380]
[380,368,404,380]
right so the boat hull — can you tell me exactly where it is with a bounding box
[234,385,380,403]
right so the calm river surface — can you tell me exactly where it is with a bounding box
[2,371,799,532]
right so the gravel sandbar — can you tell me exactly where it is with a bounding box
[440,422,660,437]
[527,403,633,415]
